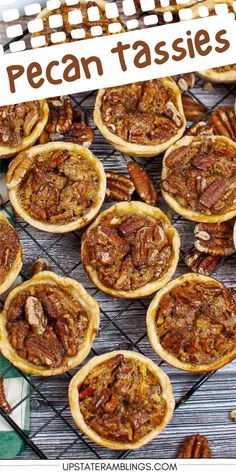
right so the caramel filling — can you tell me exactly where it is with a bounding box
[83,212,173,291]
[101,80,183,146]
[0,102,40,147]
[79,354,166,443]
[155,281,236,365]
[162,138,236,215]
[18,149,100,225]
[0,219,20,285]
[6,284,89,368]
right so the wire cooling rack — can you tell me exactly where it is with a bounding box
[0,5,236,461]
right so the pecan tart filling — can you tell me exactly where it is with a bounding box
[81,202,180,299]
[34,0,124,46]
[0,272,100,375]
[6,142,106,233]
[0,214,22,295]
[69,351,174,449]
[147,273,236,372]
[94,78,186,158]
[162,135,236,223]
[0,101,48,158]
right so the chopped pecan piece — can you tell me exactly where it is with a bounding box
[187,121,214,137]
[0,377,10,413]
[210,107,236,141]
[173,73,195,91]
[25,296,48,335]
[184,249,220,275]
[128,161,158,206]
[182,95,207,121]
[199,179,227,209]
[177,434,212,458]
[54,313,78,357]
[194,222,235,256]
[32,258,52,276]
[45,97,73,134]
[106,172,135,202]
[25,326,64,368]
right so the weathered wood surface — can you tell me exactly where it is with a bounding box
[0,6,236,460]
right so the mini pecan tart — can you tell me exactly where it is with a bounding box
[162,135,236,223]
[69,350,174,449]
[94,78,186,158]
[147,273,236,373]
[193,0,236,83]
[34,0,124,46]
[81,202,180,299]
[0,101,48,159]
[6,142,106,233]
[0,271,100,376]
[0,213,23,296]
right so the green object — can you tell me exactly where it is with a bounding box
[0,355,30,458]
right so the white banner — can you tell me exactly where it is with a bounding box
[0,14,235,105]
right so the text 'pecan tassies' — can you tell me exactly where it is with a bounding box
[210,107,236,141]
[194,222,235,256]
[184,249,220,275]
[128,161,158,207]
[105,172,135,202]
[0,377,10,413]
[177,434,212,458]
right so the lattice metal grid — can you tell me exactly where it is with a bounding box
[0,1,236,460]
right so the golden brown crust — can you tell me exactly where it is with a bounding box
[147,272,236,373]
[6,141,106,233]
[192,1,236,83]
[0,271,100,376]
[0,213,23,295]
[94,78,186,158]
[81,201,180,299]
[69,350,175,449]
[161,135,236,223]
[0,101,49,159]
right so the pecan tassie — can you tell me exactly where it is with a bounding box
[0,272,100,375]
[6,142,106,233]
[81,202,180,298]
[69,351,174,449]
[94,78,186,157]
[162,135,236,223]
[147,273,236,372]
[33,1,124,47]
[194,222,235,256]
[177,434,212,458]
[38,97,94,147]
[0,101,48,158]
[184,249,221,276]
[0,214,22,296]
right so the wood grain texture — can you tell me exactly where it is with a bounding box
[0,6,236,460]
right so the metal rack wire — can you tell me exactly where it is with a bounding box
[0,6,236,460]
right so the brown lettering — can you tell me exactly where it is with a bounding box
[27,62,44,89]
[7,65,25,93]
[111,41,130,71]
[62,54,80,82]
[133,40,151,68]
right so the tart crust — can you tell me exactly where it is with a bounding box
[147,272,236,373]
[81,201,180,299]
[192,0,236,83]
[6,141,106,233]
[161,135,236,223]
[0,271,100,376]
[0,213,23,296]
[69,350,175,450]
[0,101,49,159]
[94,78,186,158]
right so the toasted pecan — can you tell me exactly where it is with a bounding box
[128,161,158,206]
[177,434,212,458]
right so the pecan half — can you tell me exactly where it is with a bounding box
[173,73,195,92]
[0,377,10,413]
[25,296,48,335]
[46,96,73,134]
[182,95,207,121]
[105,172,135,202]
[187,121,214,137]
[184,249,220,275]
[177,434,212,458]
[199,179,227,209]
[194,222,235,256]
[32,258,52,276]
[128,161,158,206]
[210,107,236,141]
